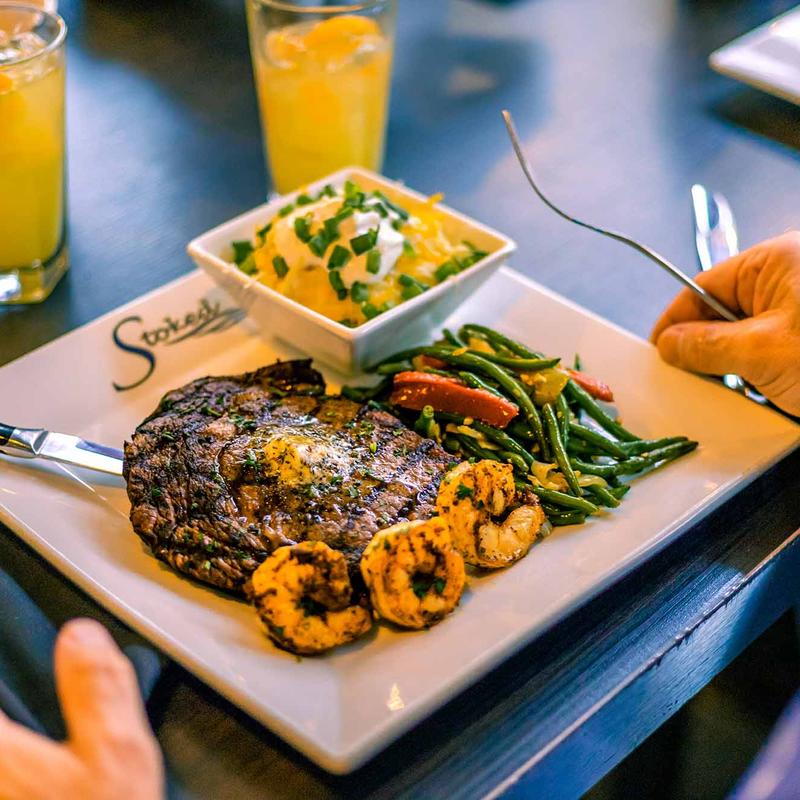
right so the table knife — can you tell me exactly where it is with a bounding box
[691,185,767,404]
[0,422,124,477]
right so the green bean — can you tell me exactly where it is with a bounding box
[414,405,439,439]
[619,436,689,456]
[565,380,640,442]
[529,485,599,514]
[341,377,391,402]
[501,451,529,473]
[375,361,411,376]
[557,392,571,448]
[458,324,544,359]
[549,511,587,527]
[583,483,621,508]
[456,434,503,463]
[608,484,631,500]
[442,328,465,347]
[435,411,535,466]
[457,371,505,398]
[374,346,550,458]
[465,350,561,372]
[569,458,618,478]
[571,440,698,478]
[543,404,581,495]
[508,420,536,440]
[568,422,628,459]
[566,438,601,458]
[442,435,461,454]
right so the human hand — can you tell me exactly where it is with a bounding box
[651,231,800,416]
[0,618,164,800]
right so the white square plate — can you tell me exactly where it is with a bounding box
[0,267,797,773]
[710,6,800,105]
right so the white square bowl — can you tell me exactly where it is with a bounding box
[187,167,516,373]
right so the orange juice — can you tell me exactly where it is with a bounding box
[248,9,394,193]
[0,5,66,303]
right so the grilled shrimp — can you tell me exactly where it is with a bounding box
[437,460,545,569]
[360,518,465,629]
[250,541,372,655]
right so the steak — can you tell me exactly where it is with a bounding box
[124,360,454,595]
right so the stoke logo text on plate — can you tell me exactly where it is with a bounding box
[112,297,244,391]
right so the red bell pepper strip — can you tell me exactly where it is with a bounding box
[391,371,519,428]
[566,369,614,402]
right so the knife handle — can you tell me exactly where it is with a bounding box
[0,423,13,447]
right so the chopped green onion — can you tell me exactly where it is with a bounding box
[237,253,258,276]
[402,239,415,258]
[293,214,312,243]
[296,193,313,206]
[350,227,378,255]
[366,248,381,274]
[278,203,294,217]
[231,240,254,265]
[327,244,352,270]
[371,190,410,220]
[371,201,389,218]
[328,269,348,300]
[323,207,353,241]
[362,302,380,320]
[398,273,429,300]
[316,184,336,199]
[272,255,289,278]
[308,231,331,258]
[351,281,369,303]
[256,221,272,241]
[435,260,459,282]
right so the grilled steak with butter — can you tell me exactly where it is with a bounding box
[124,360,453,594]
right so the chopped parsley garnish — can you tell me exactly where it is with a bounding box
[244,449,259,469]
[272,255,289,278]
[351,281,369,303]
[278,203,295,217]
[203,404,223,417]
[383,538,392,551]
[328,269,348,300]
[308,231,331,258]
[366,248,381,274]
[160,431,176,442]
[293,214,312,243]
[455,483,474,499]
[350,227,378,255]
[346,486,359,498]
[150,486,163,500]
[433,578,446,595]
[327,244,352,270]
[296,193,313,206]
[231,240,254,265]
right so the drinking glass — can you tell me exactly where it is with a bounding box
[246,0,396,194]
[0,3,67,304]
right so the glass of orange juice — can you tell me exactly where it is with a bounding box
[0,3,66,304]
[246,0,396,194]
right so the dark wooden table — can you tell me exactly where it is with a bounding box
[2,0,800,797]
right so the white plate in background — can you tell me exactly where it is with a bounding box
[0,267,797,773]
[710,6,800,105]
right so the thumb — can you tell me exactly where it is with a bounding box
[54,619,156,761]
[655,317,766,381]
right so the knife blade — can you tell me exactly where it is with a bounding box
[692,184,739,271]
[0,422,124,477]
